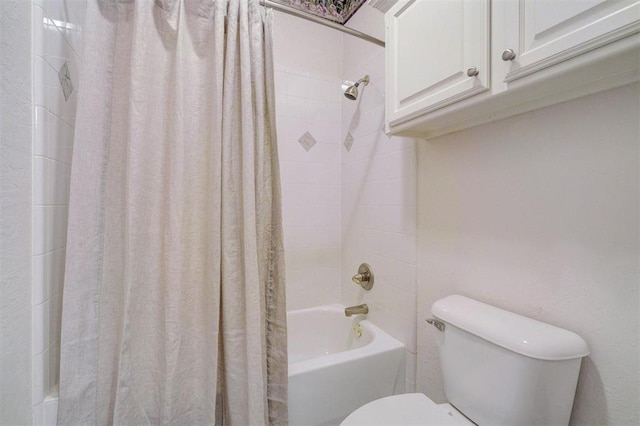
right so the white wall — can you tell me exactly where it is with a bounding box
[417,83,639,425]
[0,0,84,421]
[344,2,385,45]
[0,1,33,423]
[273,6,421,393]
[31,1,84,422]
[272,11,344,310]
[340,8,420,392]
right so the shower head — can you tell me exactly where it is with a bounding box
[343,75,370,100]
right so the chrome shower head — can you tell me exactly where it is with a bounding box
[343,75,370,100]
[344,85,359,100]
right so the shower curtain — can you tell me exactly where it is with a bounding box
[57,0,287,424]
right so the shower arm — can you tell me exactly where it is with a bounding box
[354,75,370,87]
[260,0,385,48]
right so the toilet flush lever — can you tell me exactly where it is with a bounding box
[426,318,445,332]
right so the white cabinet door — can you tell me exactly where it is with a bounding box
[386,0,490,127]
[501,0,640,82]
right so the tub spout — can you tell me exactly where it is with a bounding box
[345,304,369,317]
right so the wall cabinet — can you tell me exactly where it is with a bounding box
[386,0,640,138]
[386,0,490,124]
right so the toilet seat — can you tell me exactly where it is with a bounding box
[340,393,475,426]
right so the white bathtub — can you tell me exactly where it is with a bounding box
[287,304,406,426]
[43,304,405,426]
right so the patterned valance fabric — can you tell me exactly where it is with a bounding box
[271,0,367,24]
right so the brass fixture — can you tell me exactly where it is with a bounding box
[343,75,370,101]
[353,323,362,338]
[352,263,374,290]
[426,318,445,332]
[345,304,369,317]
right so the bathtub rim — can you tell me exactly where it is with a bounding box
[287,304,406,376]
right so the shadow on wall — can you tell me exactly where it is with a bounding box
[571,357,607,425]
[341,82,389,217]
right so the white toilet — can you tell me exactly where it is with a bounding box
[341,295,590,425]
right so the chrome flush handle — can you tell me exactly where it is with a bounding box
[426,318,445,332]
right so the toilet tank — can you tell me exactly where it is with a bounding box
[431,295,589,426]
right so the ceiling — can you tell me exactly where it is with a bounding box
[270,0,368,24]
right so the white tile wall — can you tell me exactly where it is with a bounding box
[340,43,419,392]
[31,0,84,423]
[272,11,345,311]
[274,6,420,393]
[272,11,344,81]
[275,65,344,310]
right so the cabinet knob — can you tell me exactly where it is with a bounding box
[466,67,479,77]
[502,49,517,61]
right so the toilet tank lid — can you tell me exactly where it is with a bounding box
[431,295,590,361]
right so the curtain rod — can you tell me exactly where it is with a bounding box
[261,0,385,47]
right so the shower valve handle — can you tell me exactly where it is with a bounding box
[352,273,368,283]
[352,263,374,290]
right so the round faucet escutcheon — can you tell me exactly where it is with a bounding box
[352,263,374,290]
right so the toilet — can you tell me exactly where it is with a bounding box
[341,295,590,425]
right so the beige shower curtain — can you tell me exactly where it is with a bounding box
[58,0,287,424]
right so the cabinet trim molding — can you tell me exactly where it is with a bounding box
[388,84,490,128]
[505,20,640,83]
